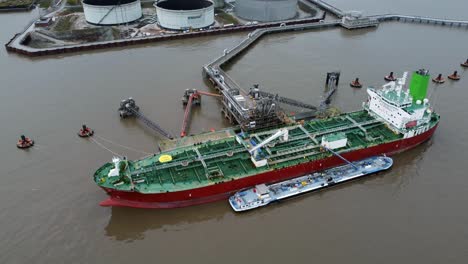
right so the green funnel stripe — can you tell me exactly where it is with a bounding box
[409,70,430,102]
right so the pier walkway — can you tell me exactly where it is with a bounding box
[371,14,468,27]
[203,20,341,129]
[307,0,344,18]
[205,20,340,72]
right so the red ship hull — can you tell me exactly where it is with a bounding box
[100,124,438,209]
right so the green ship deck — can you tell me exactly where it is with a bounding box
[94,110,439,193]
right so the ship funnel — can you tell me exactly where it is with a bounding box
[409,69,430,103]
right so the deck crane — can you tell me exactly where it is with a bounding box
[248,128,289,167]
[118,98,174,139]
[180,89,222,137]
[249,128,289,155]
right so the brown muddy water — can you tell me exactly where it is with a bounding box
[0,1,467,263]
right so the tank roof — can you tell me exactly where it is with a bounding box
[83,0,138,6]
[156,0,212,10]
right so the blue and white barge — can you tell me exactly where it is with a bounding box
[229,156,393,212]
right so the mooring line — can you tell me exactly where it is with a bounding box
[89,137,123,157]
[94,135,153,155]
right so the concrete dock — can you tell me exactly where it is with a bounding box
[5,14,326,57]
[4,0,467,58]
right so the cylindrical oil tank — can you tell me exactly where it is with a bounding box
[82,0,142,25]
[155,0,214,30]
[235,0,297,22]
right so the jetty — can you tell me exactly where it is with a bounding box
[372,14,468,27]
[307,0,344,18]
[203,20,341,130]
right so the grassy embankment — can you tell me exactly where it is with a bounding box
[53,15,77,31]
[216,11,240,25]
[0,0,35,8]
[36,0,53,8]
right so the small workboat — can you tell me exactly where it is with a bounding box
[229,156,393,212]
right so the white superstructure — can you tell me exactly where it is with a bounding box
[365,72,433,138]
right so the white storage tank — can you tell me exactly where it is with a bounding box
[235,0,298,22]
[155,0,214,30]
[82,0,142,25]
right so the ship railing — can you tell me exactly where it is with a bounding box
[310,119,382,138]
[253,117,380,143]
[197,147,247,161]
[345,115,368,135]
[268,144,320,159]
[268,144,366,166]
[253,115,383,151]
[130,146,248,178]
[194,148,209,179]
[298,125,319,144]
[268,149,321,165]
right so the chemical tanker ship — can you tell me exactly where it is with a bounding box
[93,70,440,208]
